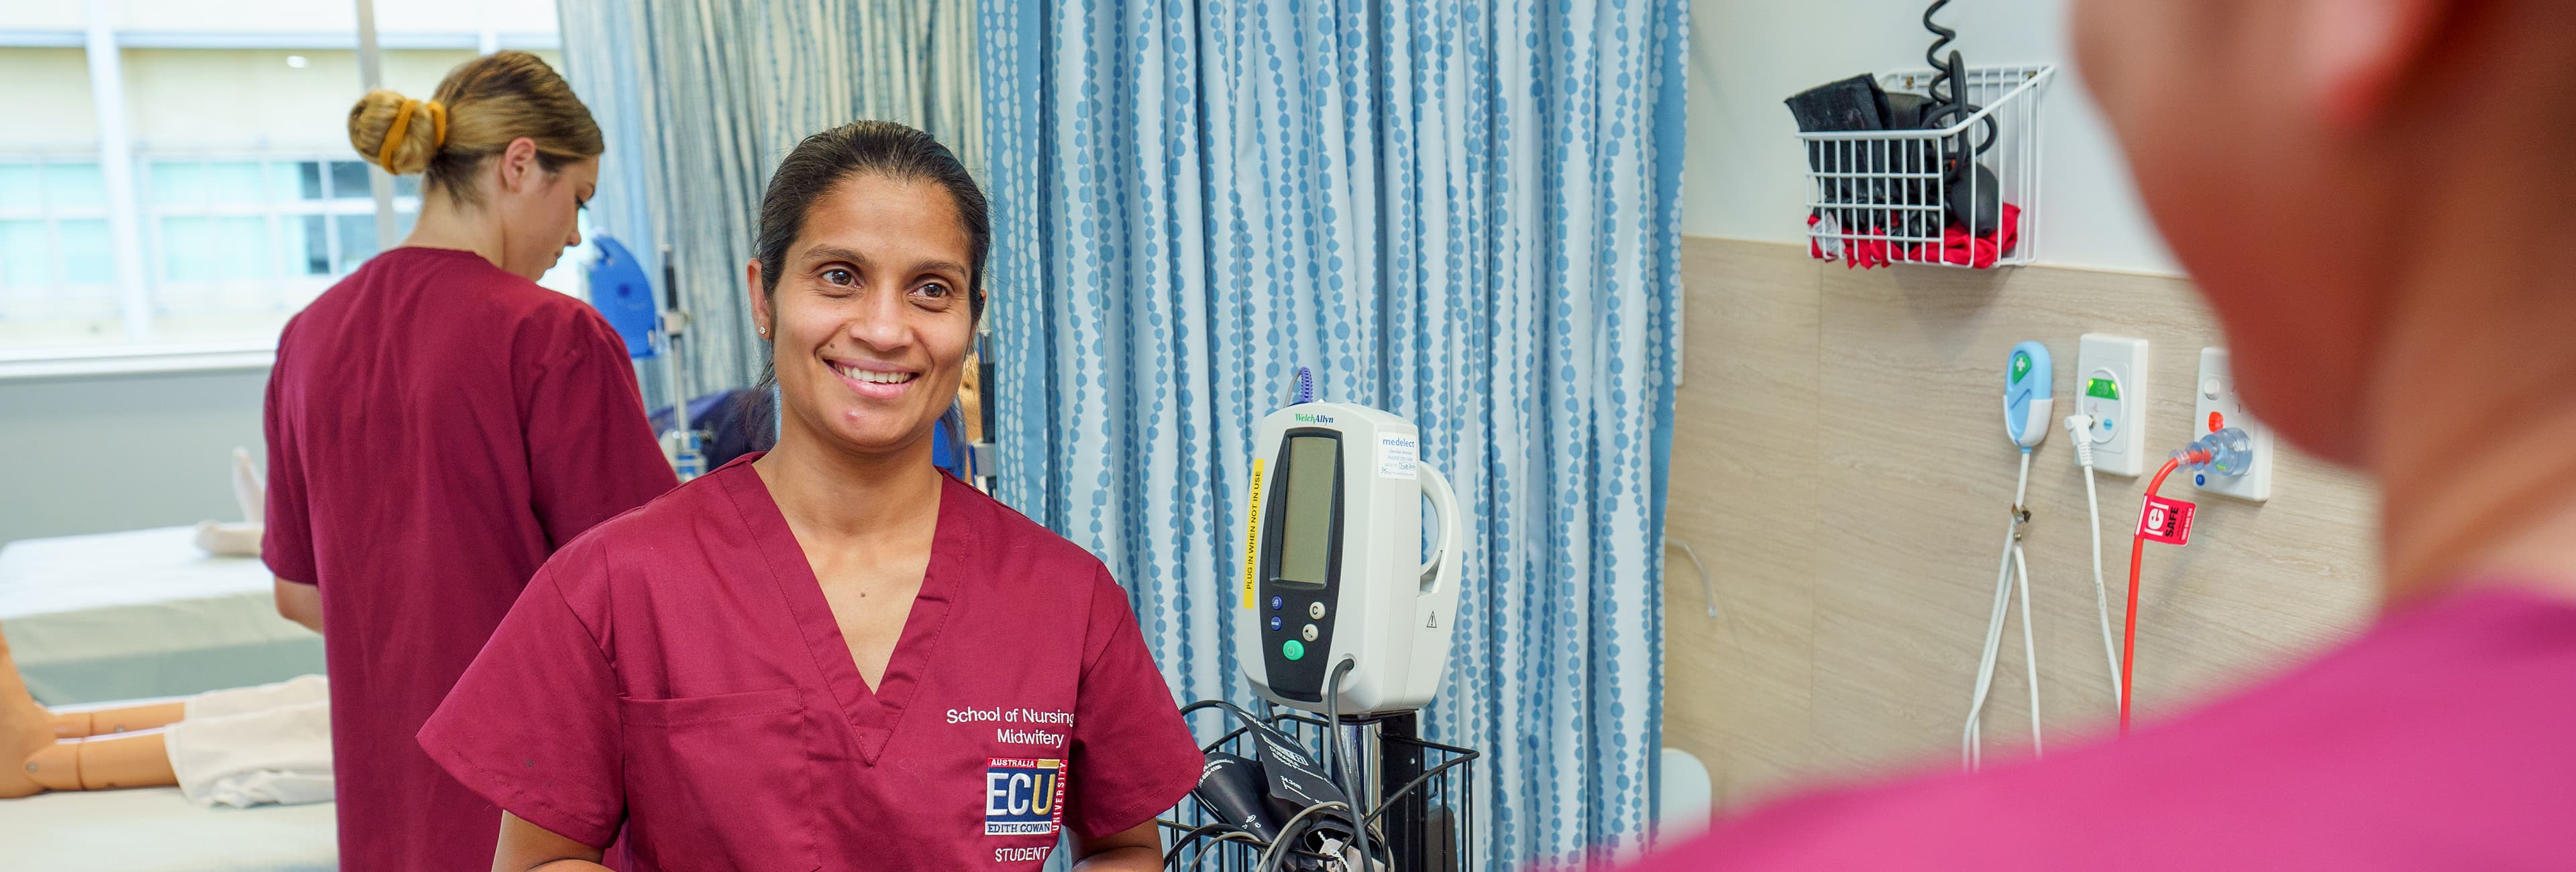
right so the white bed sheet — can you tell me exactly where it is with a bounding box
[0,787,337,871]
[0,527,322,704]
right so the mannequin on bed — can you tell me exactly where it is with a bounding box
[3,625,331,806]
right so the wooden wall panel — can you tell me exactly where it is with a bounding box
[1662,238,1825,807]
[1662,237,2380,812]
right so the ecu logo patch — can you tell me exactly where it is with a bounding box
[983,758,1067,836]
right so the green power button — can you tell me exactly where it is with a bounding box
[1282,640,1305,661]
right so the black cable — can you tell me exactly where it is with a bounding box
[1177,692,1389,869]
[1163,824,1258,869]
[1922,0,1957,109]
[1159,822,1229,863]
[1256,801,1358,872]
[1361,755,1477,826]
[1324,659,1371,872]
[1192,832,1268,872]
[1179,699,1275,735]
[1919,0,1994,159]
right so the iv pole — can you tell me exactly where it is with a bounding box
[659,245,704,480]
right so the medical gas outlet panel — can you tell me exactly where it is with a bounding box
[2191,348,2274,501]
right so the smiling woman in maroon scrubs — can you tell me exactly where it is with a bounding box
[419,121,1204,871]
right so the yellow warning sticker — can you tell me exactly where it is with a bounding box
[1241,458,1264,609]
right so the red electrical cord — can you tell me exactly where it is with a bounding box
[2121,453,2204,734]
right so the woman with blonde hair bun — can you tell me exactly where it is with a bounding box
[264,49,676,871]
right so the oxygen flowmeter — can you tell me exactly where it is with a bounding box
[2004,341,2055,449]
[1238,402,1464,716]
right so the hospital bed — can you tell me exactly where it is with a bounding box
[0,527,323,704]
[1,693,339,871]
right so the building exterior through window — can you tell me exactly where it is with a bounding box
[0,1,573,361]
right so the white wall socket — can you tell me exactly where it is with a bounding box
[2075,333,2149,476]
[2191,347,2273,502]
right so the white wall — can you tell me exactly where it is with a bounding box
[0,49,97,152]
[1682,0,2180,274]
[0,368,268,544]
[120,48,490,153]
[0,46,555,154]
[0,1,563,38]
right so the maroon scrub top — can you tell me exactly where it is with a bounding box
[262,246,678,872]
[419,456,1206,871]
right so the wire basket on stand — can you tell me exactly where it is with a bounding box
[1799,65,2053,269]
[1159,703,1480,872]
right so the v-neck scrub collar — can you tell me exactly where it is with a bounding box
[718,457,975,764]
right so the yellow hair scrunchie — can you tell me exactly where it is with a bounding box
[376,99,447,170]
[378,99,421,170]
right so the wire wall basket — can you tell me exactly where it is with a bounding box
[1159,704,1480,872]
[1799,64,2054,269]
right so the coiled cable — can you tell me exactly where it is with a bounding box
[1923,0,1959,109]
[1920,0,1994,158]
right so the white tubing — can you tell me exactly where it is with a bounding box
[2082,466,2125,710]
[1962,450,2035,771]
[2012,542,2041,758]
[1962,525,2014,770]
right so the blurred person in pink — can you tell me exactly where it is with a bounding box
[1625,0,2576,869]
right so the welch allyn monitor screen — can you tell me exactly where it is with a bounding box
[1275,435,1338,589]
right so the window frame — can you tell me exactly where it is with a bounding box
[132,152,422,320]
[0,154,120,325]
[0,3,560,376]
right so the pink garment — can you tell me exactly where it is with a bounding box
[1625,588,2576,871]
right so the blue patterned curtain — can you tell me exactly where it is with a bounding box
[556,0,983,406]
[979,0,1688,863]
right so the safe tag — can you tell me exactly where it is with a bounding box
[2138,495,2196,546]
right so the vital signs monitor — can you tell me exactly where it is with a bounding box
[1238,402,1464,716]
